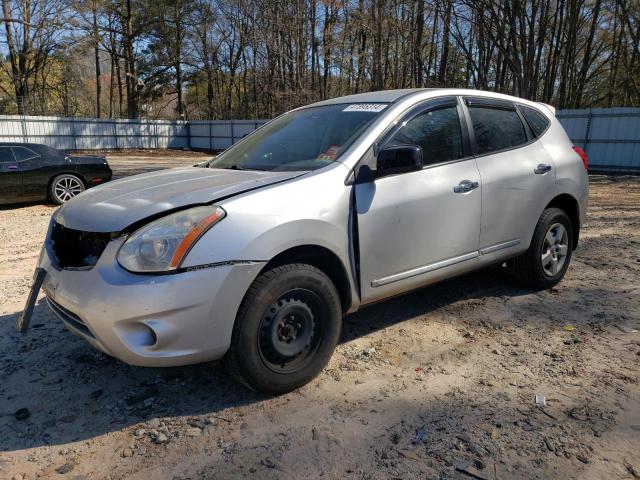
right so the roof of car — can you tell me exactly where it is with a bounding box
[309,88,442,107]
[0,142,48,148]
[306,88,555,116]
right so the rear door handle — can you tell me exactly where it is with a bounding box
[534,163,552,175]
[454,180,479,193]
[7,165,18,170]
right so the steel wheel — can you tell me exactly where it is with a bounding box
[52,175,85,204]
[541,222,569,277]
[257,290,323,374]
[226,263,342,395]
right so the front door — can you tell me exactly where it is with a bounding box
[355,99,482,304]
[0,146,22,203]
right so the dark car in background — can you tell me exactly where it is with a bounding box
[0,143,112,205]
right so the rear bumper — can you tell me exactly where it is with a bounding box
[85,169,112,187]
[39,239,264,367]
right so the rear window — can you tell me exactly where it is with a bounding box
[520,105,551,138]
[468,106,528,155]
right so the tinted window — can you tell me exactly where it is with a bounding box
[469,106,527,154]
[0,147,15,163]
[387,106,464,165]
[520,105,550,138]
[12,146,39,161]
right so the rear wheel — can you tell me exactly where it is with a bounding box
[226,263,342,395]
[50,174,85,205]
[508,207,574,289]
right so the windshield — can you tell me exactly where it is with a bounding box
[207,103,387,171]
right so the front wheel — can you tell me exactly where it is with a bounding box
[508,207,574,289]
[49,174,85,205]
[225,263,342,395]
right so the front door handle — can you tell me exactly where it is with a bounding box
[454,180,479,193]
[7,165,18,170]
[534,163,552,175]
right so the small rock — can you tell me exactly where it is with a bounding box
[121,448,134,458]
[312,427,319,440]
[576,454,590,464]
[544,438,555,452]
[492,349,501,355]
[185,427,202,437]
[56,461,75,474]
[15,408,30,421]
[134,428,146,437]
[149,430,169,444]
[147,418,161,428]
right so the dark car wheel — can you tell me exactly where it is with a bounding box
[508,207,574,289]
[226,263,342,395]
[50,174,85,205]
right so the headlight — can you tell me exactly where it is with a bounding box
[117,205,225,273]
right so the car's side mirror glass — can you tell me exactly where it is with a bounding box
[376,145,423,177]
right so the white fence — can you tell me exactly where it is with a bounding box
[0,115,268,152]
[556,108,640,172]
[0,110,638,171]
[189,119,268,150]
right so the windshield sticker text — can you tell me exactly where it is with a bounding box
[343,104,387,113]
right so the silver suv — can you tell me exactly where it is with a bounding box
[21,89,589,394]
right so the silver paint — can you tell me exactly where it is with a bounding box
[37,88,589,367]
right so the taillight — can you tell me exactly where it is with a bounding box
[573,146,589,170]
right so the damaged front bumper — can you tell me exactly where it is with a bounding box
[23,234,264,367]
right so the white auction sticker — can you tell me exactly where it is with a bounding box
[343,103,388,112]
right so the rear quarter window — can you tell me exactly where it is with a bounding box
[12,146,40,161]
[519,105,551,138]
[468,106,528,155]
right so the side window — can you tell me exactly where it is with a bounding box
[0,147,16,163]
[468,106,528,154]
[519,105,550,138]
[12,146,39,161]
[387,106,464,165]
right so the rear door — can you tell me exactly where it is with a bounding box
[0,147,22,203]
[462,97,556,259]
[355,97,482,303]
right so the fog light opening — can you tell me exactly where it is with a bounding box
[123,322,159,349]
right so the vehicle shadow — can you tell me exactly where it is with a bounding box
[0,264,625,453]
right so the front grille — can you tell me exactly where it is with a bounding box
[46,297,95,339]
[50,222,111,269]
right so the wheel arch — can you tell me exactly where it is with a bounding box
[545,193,580,249]
[260,244,353,313]
[47,171,87,199]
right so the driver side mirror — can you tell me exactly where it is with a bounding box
[376,145,423,177]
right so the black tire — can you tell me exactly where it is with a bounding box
[49,173,85,205]
[225,263,342,395]
[508,207,574,289]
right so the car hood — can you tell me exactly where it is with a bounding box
[55,167,302,232]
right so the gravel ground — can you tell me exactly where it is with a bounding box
[0,158,638,480]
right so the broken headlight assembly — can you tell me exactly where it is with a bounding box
[117,205,226,273]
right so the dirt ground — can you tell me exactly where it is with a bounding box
[0,156,638,480]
